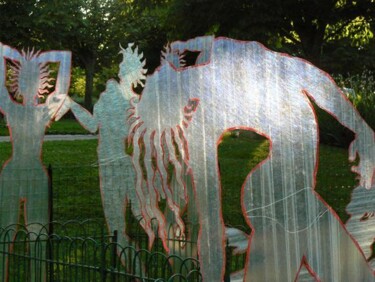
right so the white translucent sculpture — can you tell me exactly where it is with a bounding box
[125,36,374,281]
[1,37,373,282]
[346,185,375,271]
[59,45,156,266]
[0,43,71,281]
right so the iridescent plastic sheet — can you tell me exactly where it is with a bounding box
[0,42,71,281]
[346,185,375,271]
[1,37,373,282]
[60,46,149,272]
[126,37,374,281]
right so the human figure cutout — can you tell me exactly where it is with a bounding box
[0,43,71,281]
[59,44,165,273]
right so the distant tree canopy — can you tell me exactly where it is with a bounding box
[0,0,374,108]
[33,0,133,109]
[166,0,375,72]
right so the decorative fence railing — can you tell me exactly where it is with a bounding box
[0,220,247,281]
[0,220,204,282]
[0,162,359,281]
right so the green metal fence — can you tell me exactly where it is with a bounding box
[0,220,203,281]
[0,165,247,281]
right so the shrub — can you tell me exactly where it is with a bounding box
[316,70,375,148]
[334,69,375,130]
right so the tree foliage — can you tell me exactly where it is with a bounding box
[0,0,374,105]
[0,0,40,48]
[166,0,375,71]
[32,0,134,109]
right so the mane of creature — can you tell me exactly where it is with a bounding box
[127,103,191,249]
[119,43,147,96]
[126,74,201,249]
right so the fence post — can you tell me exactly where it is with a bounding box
[100,235,107,282]
[224,240,231,282]
[111,230,118,282]
[47,164,53,235]
[47,164,54,282]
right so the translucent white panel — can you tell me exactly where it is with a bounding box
[128,37,374,281]
[346,185,375,271]
[1,37,373,282]
[0,42,71,281]
[65,46,148,274]
[0,43,71,228]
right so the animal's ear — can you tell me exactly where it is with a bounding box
[182,98,200,127]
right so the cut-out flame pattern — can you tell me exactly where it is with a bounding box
[126,37,375,281]
[8,48,55,101]
[0,43,71,282]
[0,38,373,282]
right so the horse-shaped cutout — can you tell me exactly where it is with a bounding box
[0,43,71,281]
[125,36,375,281]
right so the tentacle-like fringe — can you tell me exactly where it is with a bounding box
[153,131,185,236]
[132,126,155,249]
[153,131,172,199]
[9,64,20,72]
[177,125,190,164]
[129,107,192,248]
[40,83,54,89]
[128,120,144,143]
[8,82,18,89]
[138,129,158,247]
[150,131,166,199]
[161,131,186,236]
[166,129,187,201]
[143,130,169,251]
[38,89,50,95]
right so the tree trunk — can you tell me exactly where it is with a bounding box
[84,56,96,112]
[296,23,326,67]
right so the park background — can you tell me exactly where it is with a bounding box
[0,0,374,280]
[0,0,374,121]
[0,0,374,248]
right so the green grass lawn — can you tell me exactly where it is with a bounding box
[0,128,371,276]
[218,131,358,229]
[0,118,90,136]
[0,130,358,227]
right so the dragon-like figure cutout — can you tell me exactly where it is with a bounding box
[124,37,375,281]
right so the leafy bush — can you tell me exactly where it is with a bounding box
[316,70,375,147]
[70,67,86,98]
[334,69,375,130]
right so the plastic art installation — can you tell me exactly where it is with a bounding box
[0,43,71,280]
[0,37,374,282]
[59,45,150,269]
[346,185,375,270]
[123,36,374,281]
